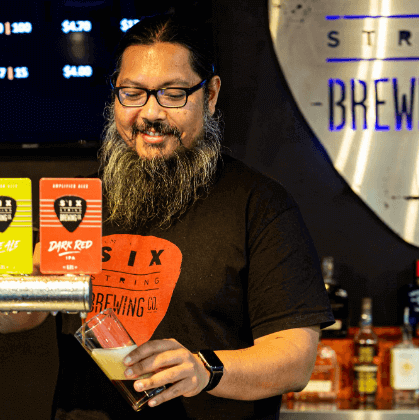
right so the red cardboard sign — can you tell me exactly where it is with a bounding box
[40,178,102,274]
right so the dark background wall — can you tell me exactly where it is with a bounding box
[1,0,418,328]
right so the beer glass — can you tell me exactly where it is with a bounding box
[74,308,167,411]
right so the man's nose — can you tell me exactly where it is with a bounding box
[138,93,166,121]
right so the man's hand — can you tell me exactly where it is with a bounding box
[123,339,210,407]
[0,311,48,333]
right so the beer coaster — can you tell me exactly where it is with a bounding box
[0,178,33,274]
[40,178,102,274]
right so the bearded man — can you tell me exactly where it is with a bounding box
[99,60,223,230]
[1,13,334,420]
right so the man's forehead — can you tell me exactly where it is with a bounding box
[118,42,198,85]
[122,42,193,68]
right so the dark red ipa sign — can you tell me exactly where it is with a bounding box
[40,178,102,274]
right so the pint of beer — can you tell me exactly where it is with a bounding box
[74,308,167,411]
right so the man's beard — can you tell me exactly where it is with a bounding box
[99,102,223,230]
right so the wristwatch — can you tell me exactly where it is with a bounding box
[197,350,224,392]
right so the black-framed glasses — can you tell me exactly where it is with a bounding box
[112,79,207,108]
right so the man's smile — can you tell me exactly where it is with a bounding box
[131,121,182,149]
[144,130,162,137]
[141,130,166,144]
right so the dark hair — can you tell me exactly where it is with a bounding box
[111,13,216,86]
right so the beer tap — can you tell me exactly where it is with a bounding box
[0,274,92,318]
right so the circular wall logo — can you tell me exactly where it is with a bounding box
[269,0,419,246]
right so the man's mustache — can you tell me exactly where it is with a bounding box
[131,121,182,140]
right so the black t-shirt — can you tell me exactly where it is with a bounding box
[56,155,334,420]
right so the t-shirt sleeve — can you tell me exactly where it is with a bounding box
[247,181,334,340]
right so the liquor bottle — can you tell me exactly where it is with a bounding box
[390,307,419,406]
[352,297,379,405]
[293,333,339,401]
[321,256,349,338]
[406,260,419,337]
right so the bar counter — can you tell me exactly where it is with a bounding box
[281,400,419,419]
[280,410,419,419]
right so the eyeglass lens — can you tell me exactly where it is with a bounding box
[118,88,187,107]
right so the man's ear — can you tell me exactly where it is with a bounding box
[207,75,221,116]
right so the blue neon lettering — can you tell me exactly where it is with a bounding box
[351,79,367,130]
[393,78,415,130]
[375,78,390,131]
[329,79,346,131]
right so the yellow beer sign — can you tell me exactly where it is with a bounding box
[0,178,33,274]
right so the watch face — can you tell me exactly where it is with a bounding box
[199,350,224,371]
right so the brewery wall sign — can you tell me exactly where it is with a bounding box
[269,0,419,247]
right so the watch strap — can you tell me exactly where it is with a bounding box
[197,350,224,392]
